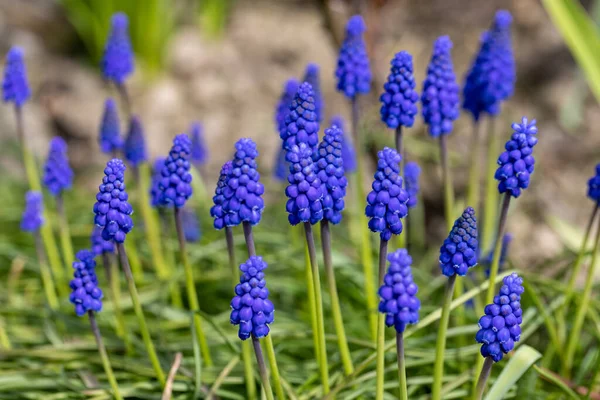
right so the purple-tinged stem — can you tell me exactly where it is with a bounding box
[88,310,123,400]
[252,335,275,400]
[474,357,494,400]
[484,193,511,306]
[375,238,389,400]
[439,134,454,232]
[395,126,403,162]
[116,83,132,118]
[351,97,359,145]
[243,221,256,257]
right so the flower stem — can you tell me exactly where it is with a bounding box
[484,193,511,306]
[265,334,286,400]
[304,222,330,394]
[439,134,455,232]
[482,117,499,253]
[252,336,275,400]
[103,253,131,353]
[466,120,482,213]
[88,311,123,400]
[174,207,212,367]
[395,126,403,162]
[474,356,494,400]
[303,239,322,384]
[116,242,166,385]
[376,239,389,400]
[159,209,184,308]
[34,231,59,310]
[431,274,457,400]
[320,220,354,375]
[55,193,74,273]
[396,332,408,400]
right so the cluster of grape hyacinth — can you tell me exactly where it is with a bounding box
[21,191,44,232]
[404,161,421,208]
[365,147,409,241]
[378,249,420,333]
[124,116,147,166]
[93,159,134,243]
[157,134,193,207]
[285,142,324,225]
[587,163,600,203]
[149,158,166,207]
[281,82,320,151]
[99,99,123,154]
[314,125,348,224]
[495,118,538,198]
[101,13,134,84]
[190,122,208,166]
[439,207,478,277]
[379,51,419,129]
[43,137,73,196]
[2,47,30,106]
[421,36,459,137]
[230,256,275,340]
[210,160,233,229]
[91,226,115,256]
[303,63,323,122]
[476,273,524,362]
[69,250,103,316]
[336,15,372,98]
[330,115,356,173]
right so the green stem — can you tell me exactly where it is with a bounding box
[159,209,184,308]
[474,357,493,400]
[174,207,212,367]
[431,274,457,400]
[125,237,144,284]
[396,332,408,400]
[466,120,482,213]
[585,348,600,400]
[0,318,11,349]
[55,193,74,273]
[264,334,286,400]
[104,253,131,354]
[482,117,499,253]
[376,239,389,400]
[320,220,354,375]
[88,311,123,400]
[252,336,275,400]
[116,242,166,386]
[304,239,322,384]
[484,194,511,306]
[440,134,455,232]
[34,232,59,310]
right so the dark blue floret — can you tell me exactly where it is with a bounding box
[495,117,538,198]
[285,142,324,225]
[182,207,201,243]
[587,164,600,203]
[69,249,103,316]
[21,191,44,232]
[124,116,147,166]
[2,47,30,106]
[378,249,420,333]
[365,147,409,241]
[275,79,300,137]
[476,272,524,362]
[93,159,134,243]
[190,122,208,166]
[422,36,459,137]
[99,98,123,154]
[273,146,287,182]
[462,10,515,121]
[149,158,166,207]
[303,64,323,122]
[158,134,193,208]
[281,82,320,151]
[336,15,372,98]
[210,160,233,230]
[380,51,419,129]
[230,256,274,340]
[404,161,421,208]
[91,226,114,255]
[101,12,134,84]
[439,207,478,277]
[331,115,356,173]
[43,137,73,196]
[314,125,347,224]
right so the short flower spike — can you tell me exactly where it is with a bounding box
[21,191,44,232]
[99,98,123,154]
[210,160,233,230]
[149,158,166,207]
[158,134,193,208]
[404,161,421,208]
[182,207,201,243]
[281,82,320,151]
[378,249,420,333]
[587,164,600,203]
[190,122,208,166]
[285,142,324,225]
[336,15,372,98]
[439,207,478,277]
[303,63,323,122]
[495,117,538,198]
[69,249,103,316]
[422,36,459,137]
[124,116,147,166]
[90,226,114,255]
[101,12,134,84]
[222,138,265,227]
[43,137,73,196]
[230,255,275,340]
[365,147,409,241]
[2,47,30,106]
[275,78,300,137]
[380,51,419,129]
[314,125,348,224]
[475,273,524,362]
[93,159,134,243]
[331,115,356,173]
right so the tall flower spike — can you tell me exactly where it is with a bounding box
[124,116,147,166]
[587,164,600,203]
[285,142,324,225]
[336,15,372,98]
[93,159,134,243]
[303,63,323,122]
[21,191,44,232]
[91,226,115,255]
[439,207,478,277]
[378,249,420,332]
[158,134,193,208]
[99,98,123,154]
[149,158,166,207]
[281,82,319,151]
[365,147,409,241]
[273,146,287,182]
[222,138,265,226]
[462,10,515,120]
[43,137,74,196]
[69,249,103,316]
[182,207,201,243]
[404,161,421,208]
[380,51,419,129]
[331,115,356,173]
[495,117,538,198]
[230,256,275,340]
[314,125,348,224]
[101,12,134,84]
[2,47,30,106]
[210,160,233,230]
[275,78,300,137]
[190,122,208,166]
[475,272,524,362]
[422,36,459,137]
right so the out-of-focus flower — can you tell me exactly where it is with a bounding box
[124,116,147,166]
[99,98,123,154]
[43,137,73,196]
[101,12,134,84]
[404,161,421,208]
[69,249,103,316]
[158,134,193,208]
[303,63,323,122]
[190,122,208,166]
[336,15,371,98]
[21,191,44,232]
[330,115,356,173]
[2,47,30,106]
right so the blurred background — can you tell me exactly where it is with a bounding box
[0,0,598,267]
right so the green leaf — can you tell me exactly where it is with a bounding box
[532,365,580,399]
[485,345,542,400]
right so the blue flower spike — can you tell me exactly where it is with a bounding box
[150,158,166,207]
[69,249,104,316]
[93,159,134,243]
[404,161,421,208]
[331,115,356,173]
[124,116,147,166]
[230,255,275,340]
[588,164,600,202]
[182,207,201,243]
[282,82,320,151]
[422,36,459,137]
[99,98,123,155]
[273,146,288,182]
[21,191,44,232]
[275,79,300,137]
[101,12,134,84]
[336,15,372,98]
[439,207,478,277]
[285,142,324,225]
[380,51,419,129]
[2,47,30,106]
[303,63,323,122]
[158,134,193,208]
[43,137,74,196]
[210,160,233,230]
[365,147,409,241]
[91,226,115,256]
[190,122,208,166]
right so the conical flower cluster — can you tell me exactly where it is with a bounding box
[210,160,233,230]
[314,125,347,224]
[275,79,300,137]
[380,51,419,129]
[43,137,73,196]
[281,82,320,151]
[99,98,122,155]
[303,63,323,122]
[2,47,30,106]
[439,207,478,277]
[336,15,372,98]
[330,115,356,173]
[404,161,421,208]
[101,12,134,84]
[158,134,193,207]
[190,122,208,166]
[124,116,147,166]
[285,142,324,225]
[21,191,44,232]
[69,250,103,316]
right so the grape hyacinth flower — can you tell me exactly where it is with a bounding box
[21,191,44,233]
[336,15,371,99]
[149,158,167,208]
[124,116,147,167]
[91,226,115,256]
[2,47,30,107]
[43,137,73,196]
[404,161,421,209]
[281,82,320,152]
[285,142,324,225]
[273,146,287,182]
[190,122,208,166]
[275,78,300,137]
[303,63,323,122]
[331,115,356,173]
[182,207,201,243]
[210,160,233,230]
[588,164,600,203]
[101,13,134,85]
[69,250,103,316]
[99,98,123,156]
[157,134,193,208]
